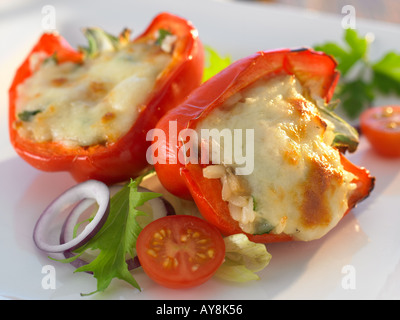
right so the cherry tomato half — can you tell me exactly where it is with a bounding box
[136,215,225,289]
[360,106,400,157]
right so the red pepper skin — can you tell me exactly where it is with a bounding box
[153,48,374,243]
[154,48,340,199]
[181,163,294,243]
[9,12,204,185]
[340,153,375,216]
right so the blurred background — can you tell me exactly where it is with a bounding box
[240,0,400,24]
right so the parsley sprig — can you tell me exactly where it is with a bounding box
[314,28,400,119]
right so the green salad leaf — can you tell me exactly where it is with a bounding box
[202,45,232,83]
[56,171,161,296]
[215,234,272,282]
[314,28,400,119]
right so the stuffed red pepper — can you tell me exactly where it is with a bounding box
[9,12,204,184]
[151,48,375,243]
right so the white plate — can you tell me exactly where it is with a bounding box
[1,0,400,300]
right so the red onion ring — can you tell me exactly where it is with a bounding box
[58,184,176,270]
[59,198,97,246]
[33,180,110,253]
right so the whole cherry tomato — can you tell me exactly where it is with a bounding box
[360,106,400,157]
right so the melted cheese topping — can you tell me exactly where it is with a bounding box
[196,74,356,241]
[15,41,172,147]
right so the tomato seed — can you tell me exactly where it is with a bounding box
[153,232,163,240]
[196,253,207,259]
[382,107,394,117]
[162,257,178,269]
[192,231,200,238]
[147,249,157,258]
[386,121,399,130]
[191,264,199,272]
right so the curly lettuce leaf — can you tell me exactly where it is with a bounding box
[57,172,161,296]
[215,234,272,282]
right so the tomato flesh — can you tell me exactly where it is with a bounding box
[136,215,225,289]
[360,106,400,157]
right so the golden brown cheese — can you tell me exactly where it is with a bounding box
[15,39,172,148]
[196,74,356,241]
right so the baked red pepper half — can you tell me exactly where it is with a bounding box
[9,12,204,184]
[152,48,375,243]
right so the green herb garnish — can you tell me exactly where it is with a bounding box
[43,53,58,65]
[251,195,257,211]
[253,218,275,235]
[315,99,359,153]
[314,28,400,119]
[18,110,41,122]
[155,29,172,46]
[79,27,130,58]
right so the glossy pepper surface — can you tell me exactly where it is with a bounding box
[152,48,375,243]
[9,12,204,184]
